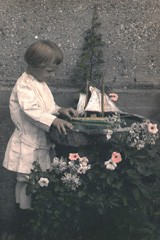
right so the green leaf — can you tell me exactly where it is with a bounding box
[153,211,160,216]
[114,182,123,190]
[78,191,86,198]
[133,188,140,201]
[122,196,128,206]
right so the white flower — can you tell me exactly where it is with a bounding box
[78,164,91,174]
[38,177,49,187]
[79,157,89,163]
[68,161,79,173]
[81,161,87,167]
[136,140,145,150]
[104,159,117,171]
[106,133,111,140]
[150,138,156,145]
[148,123,158,134]
[61,173,81,190]
[78,157,91,174]
[52,157,59,166]
[59,159,67,171]
[104,129,113,140]
[132,123,140,132]
[68,161,75,167]
[51,157,67,173]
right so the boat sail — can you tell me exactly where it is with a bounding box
[77,86,121,116]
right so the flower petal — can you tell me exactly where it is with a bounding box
[68,153,80,161]
[111,152,122,163]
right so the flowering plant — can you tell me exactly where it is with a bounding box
[27,114,160,240]
[28,153,90,193]
[104,152,122,170]
[27,153,91,240]
[51,154,91,190]
[127,121,158,150]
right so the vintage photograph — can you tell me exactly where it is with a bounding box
[0,1,160,239]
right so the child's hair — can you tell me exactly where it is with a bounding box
[24,40,63,68]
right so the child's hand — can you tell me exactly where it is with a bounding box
[58,107,78,119]
[109,93,119,102]
[52,118,74,134]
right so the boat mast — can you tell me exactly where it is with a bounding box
[84,79,90,117]
[101,77,105,117]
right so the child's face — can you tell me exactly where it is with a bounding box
[39,62,58,82]
[31,57,59,82]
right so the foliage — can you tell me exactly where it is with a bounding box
[70,4,105,90]
[27,115,160,240]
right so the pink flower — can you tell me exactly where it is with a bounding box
[148,123,158,134]
[68,153,80,161]
[111,152,122,163]
[109,93,118,102]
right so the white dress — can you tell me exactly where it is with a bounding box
[3,72,60,174]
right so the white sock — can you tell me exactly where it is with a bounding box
[15,181,24,204]
[16,182,31,209]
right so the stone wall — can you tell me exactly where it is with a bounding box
[0,0,160,88]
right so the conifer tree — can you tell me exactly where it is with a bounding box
[71,4,105,92]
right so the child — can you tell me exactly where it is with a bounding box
[3,40,77,209]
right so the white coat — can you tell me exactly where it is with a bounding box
[3,72,60,174]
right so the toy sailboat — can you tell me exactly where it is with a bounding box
[71,85,146,129]
[76,86,120,116]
